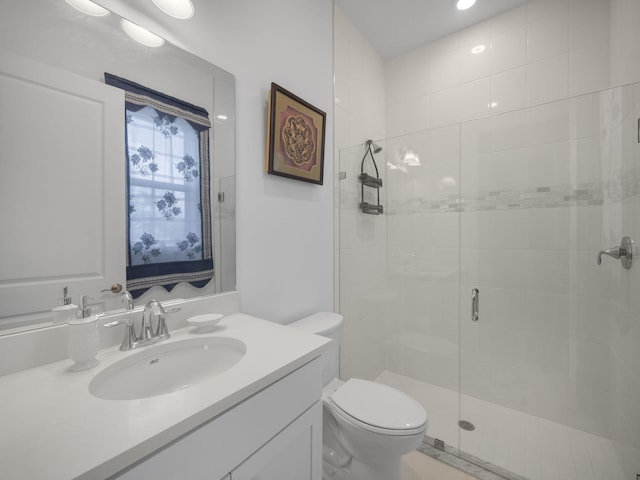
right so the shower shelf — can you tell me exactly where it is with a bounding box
[359,172,383,188]
[360,202,383,215]
[359,140,384,215]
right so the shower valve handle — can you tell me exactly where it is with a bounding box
[597,247,621,265]
[597,236,633,269]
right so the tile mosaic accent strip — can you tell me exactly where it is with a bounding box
[384,171,640,215]
[419,436,530,480]
[340,168,640,215]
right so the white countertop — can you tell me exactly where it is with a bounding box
[0,313,330,480]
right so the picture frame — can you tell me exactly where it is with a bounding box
[266,82,326,185]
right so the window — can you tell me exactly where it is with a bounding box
[105,73,213,297]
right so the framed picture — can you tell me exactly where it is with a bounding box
[266,82,326,185]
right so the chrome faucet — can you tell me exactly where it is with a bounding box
[121,290,134,311]
[144,300,170,341]
[104,299,171,351]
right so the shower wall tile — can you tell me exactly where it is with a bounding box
[569,42,610,97]
[430,50,461,93]
[334,4,386,343]
[569,293,613,344]
[458,78,492,121]
[458,36,491,85]
[430,87,463,128]
[384,100,405,138]
[526,207,571,250]
[525,142,572,189]
[526,5,569,63]
[404,95,430,134]
[575,137,605,185]
[610,0,640,87]
[403,47,432,100]
[526,100,571,145]
[333,6,385,147]
[610,283,640,383]
[339,209,387,250]
[490,26,526,74]
[526,54,569,105]
[430,213,460,249]
[490,66,526,113]
[569,0,611,51]
[610,351,640,445]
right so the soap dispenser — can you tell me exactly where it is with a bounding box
[67,295,101,371]
[51,286,78,324]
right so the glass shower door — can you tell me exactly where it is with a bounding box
[457,85,637,480]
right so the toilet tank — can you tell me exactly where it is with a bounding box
[288,312,344,386]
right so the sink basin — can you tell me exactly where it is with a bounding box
[89,337,246,400]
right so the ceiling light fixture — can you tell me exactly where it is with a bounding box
[64,0,110,17]
[471,44,486,54]
[121,19,165,47]
[151,0,195,19]
[456,0,477,10]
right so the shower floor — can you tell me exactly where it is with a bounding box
[377,371,626,480]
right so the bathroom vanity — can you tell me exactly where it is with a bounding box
[0,313,329,480]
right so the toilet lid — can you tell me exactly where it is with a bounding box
[330,379,426,432]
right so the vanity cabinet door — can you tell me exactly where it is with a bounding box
[231,401,322,480]
[113,359,322,480]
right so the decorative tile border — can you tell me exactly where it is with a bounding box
[384,170,640,215]
[418,435,529,480]
[340,167,640,215]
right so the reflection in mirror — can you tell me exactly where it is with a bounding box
[0,0,236,333]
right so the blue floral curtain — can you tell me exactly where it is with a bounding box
[105,73,213,298]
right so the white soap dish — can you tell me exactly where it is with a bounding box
[187,313,223,332]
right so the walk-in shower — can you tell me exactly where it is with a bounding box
[338,81,640,480]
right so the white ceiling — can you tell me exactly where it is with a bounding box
[335,0,529,59]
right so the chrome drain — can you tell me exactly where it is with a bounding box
[458,420,475,431]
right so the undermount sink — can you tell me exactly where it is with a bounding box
[89,337,246,400]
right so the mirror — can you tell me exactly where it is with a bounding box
[0,0,236,332]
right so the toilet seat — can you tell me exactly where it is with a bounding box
[329,379,427,436]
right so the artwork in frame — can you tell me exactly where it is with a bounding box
[266,82,326,185]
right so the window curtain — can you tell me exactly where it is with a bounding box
[105,73,213,298]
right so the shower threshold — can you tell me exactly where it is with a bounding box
[418,435,529,480]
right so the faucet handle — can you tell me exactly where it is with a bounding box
[149,301,170,340]
[104,318,137,351]
[597,246,621,265]
[121,291,134,310]
[155,315,171,341]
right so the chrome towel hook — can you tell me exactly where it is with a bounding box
[597,236,633,269]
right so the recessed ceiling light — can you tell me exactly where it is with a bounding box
[121,19,165,47]
[457,0,477,10]
[471,44,486,54]
[64,0,110,17]
[216,114,228,121]
[152,0,195,19]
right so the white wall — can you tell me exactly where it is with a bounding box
[99,0,335,324]
[200,1,335,324]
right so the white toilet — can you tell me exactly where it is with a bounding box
[289,312,427,480]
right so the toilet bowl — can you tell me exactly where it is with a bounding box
[288,312,427,480]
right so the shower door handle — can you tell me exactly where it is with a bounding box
[471,288,479,322]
